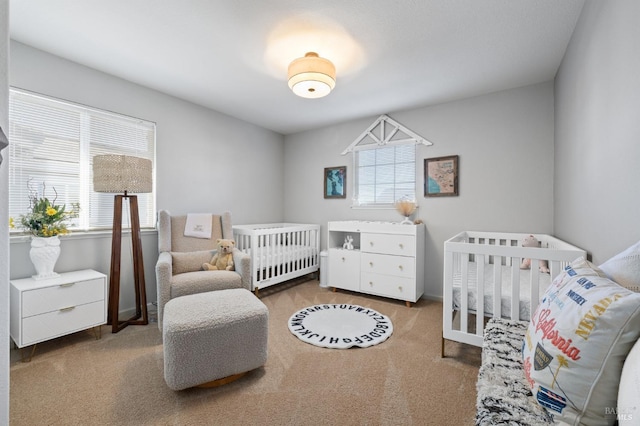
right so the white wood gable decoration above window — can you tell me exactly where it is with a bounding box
[341,114,432,155]
[344,115,432,207]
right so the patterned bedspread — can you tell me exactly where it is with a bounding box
[476,318,553,425]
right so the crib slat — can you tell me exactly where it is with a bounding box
[550,260,561,282]
[460,256,469,334]
[510,258,520,320]
[443,250,456,340]
[476,254,485,337]
[529,264,540,320]
[493,256,502,319]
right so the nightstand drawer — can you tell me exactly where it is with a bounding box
[362,233,416,257]
[21,300,105,346]
[361,253,415,279]
[22,278,105,318]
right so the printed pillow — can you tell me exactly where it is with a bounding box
[171,250,215,275]
[522,257,640,425]
[599,240,640,292]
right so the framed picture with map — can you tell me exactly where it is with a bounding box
[424,155,459,197]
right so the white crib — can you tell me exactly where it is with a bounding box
[442,231,585,353]
[233,223,320,294]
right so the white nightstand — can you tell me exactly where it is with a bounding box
[10,269,108,361]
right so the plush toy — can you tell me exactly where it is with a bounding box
[203,238,235,271]
[520,234,550,273]
[343,235,354,250]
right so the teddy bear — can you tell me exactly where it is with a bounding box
[202,238,236,271]
[520,234,550,273]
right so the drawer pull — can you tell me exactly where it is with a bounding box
[369,262,373,267]
[59,283,75,288]
[369,241,374,246]
[398,265,403,271]
[59,306,76,312]
[399,243,404,249]
[398,286,403,292]
[341,257,345,262]
[369,281,373,286]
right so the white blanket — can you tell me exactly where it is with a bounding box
[184,213,212,239]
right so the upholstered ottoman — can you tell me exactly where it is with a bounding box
[162,288,268,391]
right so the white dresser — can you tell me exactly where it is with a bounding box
[10,269,108,352]
[327,221,425,306]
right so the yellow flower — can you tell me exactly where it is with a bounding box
[9,217,14,229]
[14,181,80,237]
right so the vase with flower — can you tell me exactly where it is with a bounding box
[11,182,80,280]
[394,197,417,225]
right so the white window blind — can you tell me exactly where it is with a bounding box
[354,144,416,206]
[9,88,156,232]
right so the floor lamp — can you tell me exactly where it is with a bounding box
[93,154,152,333]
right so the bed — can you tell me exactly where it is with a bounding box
[442,231,585,353]
[233,223,320,294]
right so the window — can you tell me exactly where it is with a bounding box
[9,88,156,232]
[345,114,430,208]
[353,144,417,206]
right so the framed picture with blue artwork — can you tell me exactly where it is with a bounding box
[324,166,346,199]
[424,155,458,197]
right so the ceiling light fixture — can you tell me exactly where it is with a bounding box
[287,52,336,99]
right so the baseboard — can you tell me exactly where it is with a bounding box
[116,302,157,324]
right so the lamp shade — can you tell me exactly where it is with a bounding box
[288,52,336,99]
[93,154,152,194]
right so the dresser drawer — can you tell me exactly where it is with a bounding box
[361,272,417,301]
[21,300,105,346]
[361,253,415,279]
[22,278,105,318]
[362,233,416,257]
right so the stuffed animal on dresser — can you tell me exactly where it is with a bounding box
[520,234,550,273]
[203,238,235,271]
[343,235,354,250]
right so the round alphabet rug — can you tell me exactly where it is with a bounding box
[288,304,393,349]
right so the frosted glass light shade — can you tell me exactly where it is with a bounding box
[93,154,152,194]
[288,52,336,99]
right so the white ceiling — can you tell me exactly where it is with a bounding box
[10,0,585,135]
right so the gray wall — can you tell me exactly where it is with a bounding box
[1,0,10,422]
[555,0,640,264]
[9,42,285,312]
[283,81,556,300]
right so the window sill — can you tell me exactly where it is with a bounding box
[350,205,419,210]
[10,228,158,244]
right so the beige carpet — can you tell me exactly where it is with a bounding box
[10,278,481,426]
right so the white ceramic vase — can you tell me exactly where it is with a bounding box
[30,236,61,280]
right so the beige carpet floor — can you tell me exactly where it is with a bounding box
[10,278,481,426]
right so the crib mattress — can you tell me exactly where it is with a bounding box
[452,262,551,320]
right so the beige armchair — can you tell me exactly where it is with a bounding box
[155,210,251,330]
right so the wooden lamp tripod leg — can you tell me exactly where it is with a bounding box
[107,194,148,333]
[128,194,148,326]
